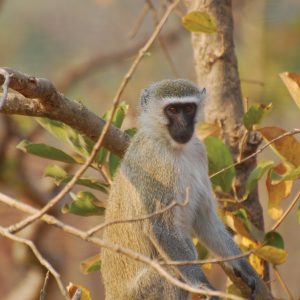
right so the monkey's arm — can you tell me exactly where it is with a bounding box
[193,199,259,298]
[149,218,213,288]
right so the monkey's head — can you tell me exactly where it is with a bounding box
[139,79,206,145]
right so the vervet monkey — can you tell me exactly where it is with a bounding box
[101,79,259,300]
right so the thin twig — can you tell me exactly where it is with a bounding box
[146,0,179,77]
[0,226,69,300]
[128,3,150,39]
[162,249,254,266]
[7,0,181,235]
[0,68,10,108]
[0,192,243,300]
[39,271,50,300]
[210,129,300,179]
[271,188,300,231]
[273,266,294,300]
[86,197,189,237]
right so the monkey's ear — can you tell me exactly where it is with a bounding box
[140,88,150,110]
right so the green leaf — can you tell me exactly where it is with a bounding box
[37,118,92,157]
[297,205,300,224]
[264,231,284,249]
[243,103,272,130]
[17,140,77,164]
[108,153,121,178]
[204,136,235,193]
[255,246,287,265]
[270,164,300,184]
[233,209,264,241]
[182,11,217,33]
[244,160,274,199]
[103,102,128,129]
[44,165,109,193]
[62,191,105,216]
[125,127,137,137]
[80,253,101,274]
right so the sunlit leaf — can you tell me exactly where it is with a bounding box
[80,253,101,274]
[192,238,208,260]
[255,246,287,265]
[244,160,274,199]
[264,231,284,249]
[103,101,128,129]
[17,140,77,164]
[37,118,92,157]
[258,127,300,167]
[243,103,272,130]
[44,165,109,193]
[204,136,235,193]
[249,254,264,277]
[279,72,300,110]
[67,283,91,300]
[62,191,105,216]
[227,283,243,297]
[270,164,300,184]
[182,11,217,33]
[266,164,293,220]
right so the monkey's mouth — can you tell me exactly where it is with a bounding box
[167,126,194,144]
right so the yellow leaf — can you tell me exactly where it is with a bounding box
[280,72,300,110]
[255,246,287,265]
[67,283,92,300]
[225,212,254,241]
[249,254,264,276]
[258,127,300,167]
[266,164,293,220]
[182,11,217,33]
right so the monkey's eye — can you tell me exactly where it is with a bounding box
[184,104,196,114]
[166,105,178,114]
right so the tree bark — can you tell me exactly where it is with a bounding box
[186,0,272,299]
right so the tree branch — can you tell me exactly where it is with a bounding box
[0,68,130,157]
[0,192,243,300]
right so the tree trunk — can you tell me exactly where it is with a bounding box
[186,0,272,299]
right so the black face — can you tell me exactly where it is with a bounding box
[164,102,197,144]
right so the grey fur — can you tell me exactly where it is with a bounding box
[101,79,259,300]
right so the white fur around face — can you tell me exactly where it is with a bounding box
[138,94,206,147]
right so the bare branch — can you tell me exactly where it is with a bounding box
[0,192,243,300]
[87,195,189,236]
[128,3,150,39]
[0,70,130,157]
[39,271,50,300]
[273,266,294,300]
[0,225,69,300]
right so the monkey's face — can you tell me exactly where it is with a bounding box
[163,102,197,144]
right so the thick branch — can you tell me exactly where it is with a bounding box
[0,68,130,157]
